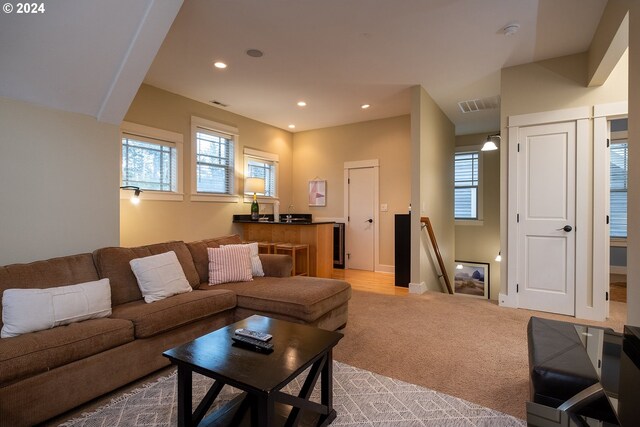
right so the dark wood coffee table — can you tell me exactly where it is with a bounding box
[163,315,343,427]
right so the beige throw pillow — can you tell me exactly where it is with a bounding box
[129,251,192,303]
[208,245,253,285]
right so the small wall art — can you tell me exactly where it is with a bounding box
[454,261,490,299]
[308,180,326,206]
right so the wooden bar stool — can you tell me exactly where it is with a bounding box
[257,241,278,254]
[275,243,309,276]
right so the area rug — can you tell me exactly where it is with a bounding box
[60,362,525,426]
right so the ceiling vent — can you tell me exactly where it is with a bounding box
[457,95,500,114]
[210,100,229,107]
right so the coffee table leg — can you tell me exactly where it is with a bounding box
[321,349,333,411]
[177,364,193,427]
[254,393,274,427]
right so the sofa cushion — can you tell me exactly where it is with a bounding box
[187,235,243,283]
[0,253,99,330]
[1,278,112,338]
[130,251,192,303]
[0,317,133,386]
[202,276,351,323]
[208,246,253,285]
[111,289,236,338]
[93,241,200,306]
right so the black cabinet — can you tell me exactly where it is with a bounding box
[395,214,410,287]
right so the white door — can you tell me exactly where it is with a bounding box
[517,122,576,315]
[347,167,375,270]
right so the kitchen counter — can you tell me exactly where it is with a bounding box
[233,215,334,278]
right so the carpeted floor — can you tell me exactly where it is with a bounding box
[60,362,525,427]
[45,289,626,425]
[333,290,626,421]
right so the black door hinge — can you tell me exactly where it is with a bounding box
[606,215,610,225]
[517,214,520,223]
[348,178,350,184]
[517,143,520,152]
[606,291,609,301]
[347,216,350,222]
[517,284,519,293]
[607,138,610,148]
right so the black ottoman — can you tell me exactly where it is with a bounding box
[527,316,618,421]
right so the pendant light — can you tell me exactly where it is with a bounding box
[481,134,500,151]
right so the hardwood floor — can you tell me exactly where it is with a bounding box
[332,268,408,296]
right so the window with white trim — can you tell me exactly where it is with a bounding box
[120,122,183,201]
[454,151,479,220]
[191,117,239,201]
[244,148,278,198]
[610,139,628,238]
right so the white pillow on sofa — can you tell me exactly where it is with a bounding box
[221,242,264,277]
[129,251,192,303]
[1,278,112,338]
[208,245,253,285]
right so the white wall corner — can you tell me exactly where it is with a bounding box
[409,282,427,294]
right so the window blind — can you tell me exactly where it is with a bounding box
[195,129,234,194]
[610,142,627,238]
[454,152,479,219]
[121,134,177,192]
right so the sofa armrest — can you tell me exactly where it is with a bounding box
[259,254,292,277]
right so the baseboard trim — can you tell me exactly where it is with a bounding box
[375,264,395,274]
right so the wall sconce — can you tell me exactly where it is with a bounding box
[481,134,501,151]
[456,264,463,270]
[495,251,502,262]
[120,186,143,205]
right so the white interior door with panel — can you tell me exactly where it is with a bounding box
[517,121,576,316]
[346,167,375,271]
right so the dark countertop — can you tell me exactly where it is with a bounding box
[232,214,334,225]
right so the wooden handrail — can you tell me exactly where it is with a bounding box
[420,216,453,294]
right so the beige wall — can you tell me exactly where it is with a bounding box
[291,115,411,268]
[411,86,456,291]
[121,84,293,246]
[455,132,501,300]
[500,51,628,315]
[627,2,639,326]
[0,96,120,265]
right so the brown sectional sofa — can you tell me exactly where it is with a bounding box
[0,235,351,426]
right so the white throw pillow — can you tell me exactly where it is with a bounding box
[221,243,264,277]
[129,251,192,303]
[1,278,112,338]
[208,245,253,285]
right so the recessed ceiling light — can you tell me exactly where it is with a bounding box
[361,104,371,109]
[214,62,227,69]
[288,124,296,129]
[246,49,264,58]
[297,101,307,107]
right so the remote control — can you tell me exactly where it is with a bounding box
[235,328,272,342]
[232,335,274,353]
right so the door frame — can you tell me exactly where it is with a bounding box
[594,101,628,318]
[503,107,591,317]
[343,159,382,272]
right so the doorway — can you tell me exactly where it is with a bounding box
[344,160,379,271]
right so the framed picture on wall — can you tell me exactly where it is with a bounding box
[454,261,490,299]
[308,180,326,206]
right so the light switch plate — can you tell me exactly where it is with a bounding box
[380,203,388,212]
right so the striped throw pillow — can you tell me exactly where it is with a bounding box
[207,245,253,285]
[221,243,264,277]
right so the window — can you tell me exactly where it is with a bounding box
[244,148,278,199]
[454,151,479,220]
[191,117,239,202]
[610,140,628,238]
[120,122,183,201]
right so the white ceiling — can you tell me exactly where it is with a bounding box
[145,0,608,134]
[0,0,183,124]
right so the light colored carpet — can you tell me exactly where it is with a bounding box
[334,290,626,421]
[60,362,524,427]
